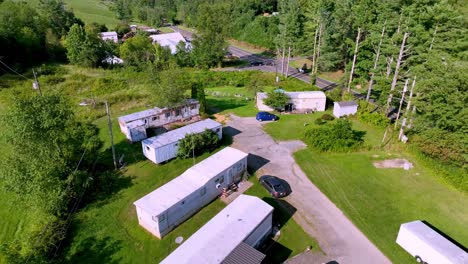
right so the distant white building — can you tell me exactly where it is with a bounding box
[160,194,273,264]
[134,147,249,239]
[102,55,123,65]
[149,32,190,54]
[333,101,358,118]
[118,99,200,142]
[142,119,222,164]
[100,31,118,43]
[256,91,326,112]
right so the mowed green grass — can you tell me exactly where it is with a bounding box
[295,150,468,263]
[64,0,119,28]
[15,0,119,28]
[263,114,468,263]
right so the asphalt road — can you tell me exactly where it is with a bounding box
[226,115,391,264]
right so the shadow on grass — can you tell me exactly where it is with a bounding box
[422,220,468,251]
[259,198,297,263]
[247,153,270,174]
[261,239,293,264]
[62,236,123,264]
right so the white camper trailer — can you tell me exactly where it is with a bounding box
[396,220,468,264]
[118,99,199,142]
[160,195,273,264]
[134,147,249,239]
[142,119,222,164]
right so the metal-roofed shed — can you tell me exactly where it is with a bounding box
[142,118,222,164]
[333,101,358,118]
[149,32,190,54]
[160,195,273,264]
[134,147,249,239]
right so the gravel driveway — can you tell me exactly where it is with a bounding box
[225,115,391,264]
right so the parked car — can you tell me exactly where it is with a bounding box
[256,112,278,121]
[259,175,289,198]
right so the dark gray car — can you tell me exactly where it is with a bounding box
[259,175,289,198]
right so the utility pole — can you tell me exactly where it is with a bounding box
[105,101,117,170]
[32,68,42,96]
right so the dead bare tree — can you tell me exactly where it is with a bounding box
[386,32,409,114]
[311,24,319,75]
[394,79,409,128]
[366,22,386,101]
[347,27,361,92]
[314,23,323,75]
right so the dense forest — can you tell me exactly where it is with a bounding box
[0,0,466,262]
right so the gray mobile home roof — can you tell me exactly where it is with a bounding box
[142,119,221,148]
[160,195,273,264]
[335,101,358,107]
[118,100,199,124]
[118,108,162,123]
[221,242,266,264]
[133,147,248,216]
[400,221,468,263]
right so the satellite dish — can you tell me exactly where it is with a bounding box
[175,236,184,244]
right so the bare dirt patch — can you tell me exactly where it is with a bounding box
[373,159,413,170]
[213,113,228,124]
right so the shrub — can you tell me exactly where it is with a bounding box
[314,118,326,125]
[177,129,220,158]
[304,120,365,152]
[321,113,335,121]
[264,90,289,110]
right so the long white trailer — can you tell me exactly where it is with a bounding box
[396,220,468,264]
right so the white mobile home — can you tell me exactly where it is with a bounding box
[149,32,190,54]
[134,147,249,239]
[100,31,118,43]
[256,91,326,112]
[161,195,273,264]
[142,119,222,164]
[118,99,199,142]
[396,220,468,264]
[333,101,358,118]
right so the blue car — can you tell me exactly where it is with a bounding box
[256,112,278,121]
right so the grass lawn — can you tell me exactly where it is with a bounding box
[262,113,468,263]
[206,86,259,117]
[295,150,468,263]
[64,0,119,28]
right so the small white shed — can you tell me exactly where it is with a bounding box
[396,220,468,264]
[100,31,118,43]
[333,101,358,118]
[160,194,273,264]
[134,147,249,239]
[256,91,326,112]
[118,99,200,142]
[142,119,222,164]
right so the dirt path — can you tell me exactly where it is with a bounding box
[225,115,391,264]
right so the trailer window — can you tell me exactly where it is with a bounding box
[152,116,159,121]
[146,146,150,151]
[159,214,166,221]
[175,109,181,116]
[165,112,171,118]
[200,187,206,196]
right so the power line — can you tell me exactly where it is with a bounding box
[0,59,32,81]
